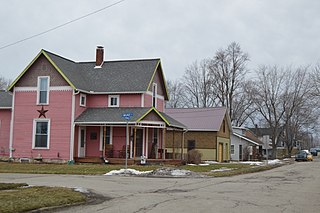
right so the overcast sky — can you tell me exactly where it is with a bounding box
[0,0,319,83]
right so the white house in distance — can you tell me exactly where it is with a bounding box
[231,127,263,161]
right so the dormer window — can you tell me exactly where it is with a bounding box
[80,94,86,107]
[108,95,119,107]
[152,83,157,108]
[37,76,49,105]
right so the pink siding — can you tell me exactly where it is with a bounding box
[119,94,141,107]
[143,93,165,112]
[144,94,152,108]
[87,94,107,108]
[75,94,86,118]
[0,109,11,156]
[12,90,72,160]
[158,99,164,112]
[85,126,101,157]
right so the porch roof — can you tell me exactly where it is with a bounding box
[75,107,186,129]
[0,90,12,108]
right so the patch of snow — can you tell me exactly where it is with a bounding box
[211,168,233,172]
[187,163,210,166]
[203,161,219,164]
[239,161,263,166]
[266,159,282,165]
[171,169,191,176]
[74,187,89,193]
[105,169,153,176]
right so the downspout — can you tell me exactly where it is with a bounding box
[9,88,15,159]
[69,89,79,162]
[182,128,188,160]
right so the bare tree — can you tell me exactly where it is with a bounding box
[249,65,287,159]
[166,79,186,108]
[232,80,256,126]
[182,59,214,108]
[0,75,10,90]
[209,42,249,124]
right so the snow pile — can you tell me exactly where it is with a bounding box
[237,159,283,166]
[266,159,282,165]
[105,169,153,176]
[203,161,219,164]
[74,187,89,193]
[211,167,233,172]
[150,167,193,177]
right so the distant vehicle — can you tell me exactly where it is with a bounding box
[295,150,313,161]
[310,148,320,156]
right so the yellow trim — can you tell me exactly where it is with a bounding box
[136,107,170,125]
[146,60,169,100]
[8,49,76,91]
[42,51,76,89]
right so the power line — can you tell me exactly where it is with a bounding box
[0,0,126,50]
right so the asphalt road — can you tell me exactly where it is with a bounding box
[1,159,320,213]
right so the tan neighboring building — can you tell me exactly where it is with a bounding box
[165,107,231,162]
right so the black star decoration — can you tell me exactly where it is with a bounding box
[37,106,48,118]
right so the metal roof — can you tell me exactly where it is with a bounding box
[165,107,228,131]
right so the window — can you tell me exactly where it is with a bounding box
[100,126,112,151]
[152,83,157,108]
[37,76,49,104]
[223,120,226,132]
[33,119,50,149]
[80,94,86,107]
[108,95,119,107]
[230,145,235,154]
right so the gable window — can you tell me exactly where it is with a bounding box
[37,76,50,105]
[108,95,119,107]
[152,83,157,108]
[80,94,86,107]
[33,119,50,149]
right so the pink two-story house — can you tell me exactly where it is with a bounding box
[6,47,185,163]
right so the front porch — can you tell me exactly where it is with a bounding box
[73,107,186,164]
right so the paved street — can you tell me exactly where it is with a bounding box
[1,159,320,213]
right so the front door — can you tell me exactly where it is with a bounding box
[218,143,223,162]
[136,129,143,157]
[78,127,86,157]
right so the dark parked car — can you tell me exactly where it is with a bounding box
[310,148,319,156]
[295,150,313,161]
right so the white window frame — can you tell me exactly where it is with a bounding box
[80,93,86,107]
[32,119,50,149]
[152,83,157,108]
[230,144,235,155]
[37,76,50,105]
[108,95,119,107]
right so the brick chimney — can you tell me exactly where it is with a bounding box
[95,46,104,67]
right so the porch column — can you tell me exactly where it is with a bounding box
[102,126,105,158]
[146,127,148,158]
[173,130,175,160]
[163,128,166,159]
[181,131,184,160]
[133,127,137,160]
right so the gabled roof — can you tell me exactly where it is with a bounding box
[75,107,186,129]
[0,90,12,108]
[232,132,262,146]
[165,107,231,131]
[8,49,169,99]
